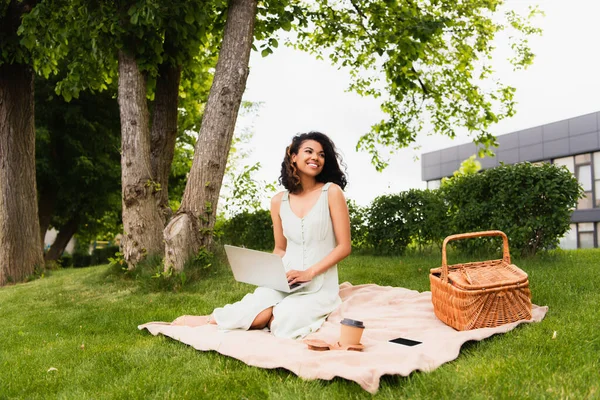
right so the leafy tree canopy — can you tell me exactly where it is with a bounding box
[1,0,70,74]
[35,73,122,240]
[294,0,542,170]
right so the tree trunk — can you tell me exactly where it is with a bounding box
[44,217,78,261]
[118,50,165,269]
[38,186,57,250]
[164,0,258,271]
[150,61,181,223]
[0,62,45,285]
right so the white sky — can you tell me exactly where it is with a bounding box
[240,0,600,207]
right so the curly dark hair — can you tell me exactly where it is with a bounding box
[279,131,347,193]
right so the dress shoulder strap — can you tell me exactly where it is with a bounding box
[281,190,289,202]
[321,182,333,191]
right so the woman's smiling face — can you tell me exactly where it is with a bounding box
[292,140,325,178]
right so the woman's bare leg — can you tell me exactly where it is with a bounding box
[250,307,274,329]
[174,307,274,329]
[171,315,211,326]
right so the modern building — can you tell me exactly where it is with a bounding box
[421,111,600,249]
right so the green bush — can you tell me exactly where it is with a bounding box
[59,252,73,267]
[221,209,274,251]
[72,252,91,268]
[365,194,412,254]
[401,189,451,250]
[441,162,583,256]
[91,245,120,266]
[347,199,369,250]
[364,190,450,254]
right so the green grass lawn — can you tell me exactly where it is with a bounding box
[1,249,599,399]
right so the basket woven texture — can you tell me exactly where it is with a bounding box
[429,230,532,331]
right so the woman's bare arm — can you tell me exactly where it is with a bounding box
[270,191,287,258]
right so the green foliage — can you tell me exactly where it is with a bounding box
[171,101,275,217]
[220,102,276,218]
[365,194,412,255]
[295,0,543,170]
[59,252,73,268]
[254,0,307,56]
[72,234,90,255]
[401,189,450,251]
[2,0,70,73]
[364,189,449,254]
[108,251,125,269]
[453,155,482,177]
[72,252,92,268]
[220,210,274,251]
[72,239,119,269]
[224,163,277,217]
[91,245,120,266]
[35,73,122,242]
[347,199,368,250]
[45,0,227,100]
[23,262,49,282]
[441,162,583,256]
[107,248,218,292]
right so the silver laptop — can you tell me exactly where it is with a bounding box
[223,245,308,293]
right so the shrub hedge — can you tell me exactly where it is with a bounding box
[400,189,450,251]
[71,245,120,268]
[441,162,582,255]
[221,162,582,256]
[366,193,412,254]
[220,209,274,251]
[347,199,369,250]
[91,245,120,266]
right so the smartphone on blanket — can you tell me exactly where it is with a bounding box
[389,337,422,346]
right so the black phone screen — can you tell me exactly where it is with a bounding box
[389,337,422,346]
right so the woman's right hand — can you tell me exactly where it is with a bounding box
[286,268,315,285]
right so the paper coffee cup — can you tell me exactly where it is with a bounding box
[339,318,365,346]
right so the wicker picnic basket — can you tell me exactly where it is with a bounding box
[429,230,532,331]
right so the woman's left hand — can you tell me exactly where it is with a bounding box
[286,269,314,285]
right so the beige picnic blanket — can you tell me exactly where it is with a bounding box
[139,282,548,393]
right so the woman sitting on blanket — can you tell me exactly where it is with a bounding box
[173,131,352,339]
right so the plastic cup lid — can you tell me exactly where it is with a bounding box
[340,318,365,329]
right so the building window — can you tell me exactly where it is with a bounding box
[427,180,441,190]
[559,224,577,250]
[575,153,592,164]
[578,222,595,248]
[577,164,593,209]
[554,156,574,173]
[594,152,600,207]
[554,155,593,210]
[574,154,593,210]
[559,223,600,249]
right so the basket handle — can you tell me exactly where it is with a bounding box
[441,230,511,282]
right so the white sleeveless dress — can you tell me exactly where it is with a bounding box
[212,182,342,339]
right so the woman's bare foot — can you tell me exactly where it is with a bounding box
[171,315,211,327]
